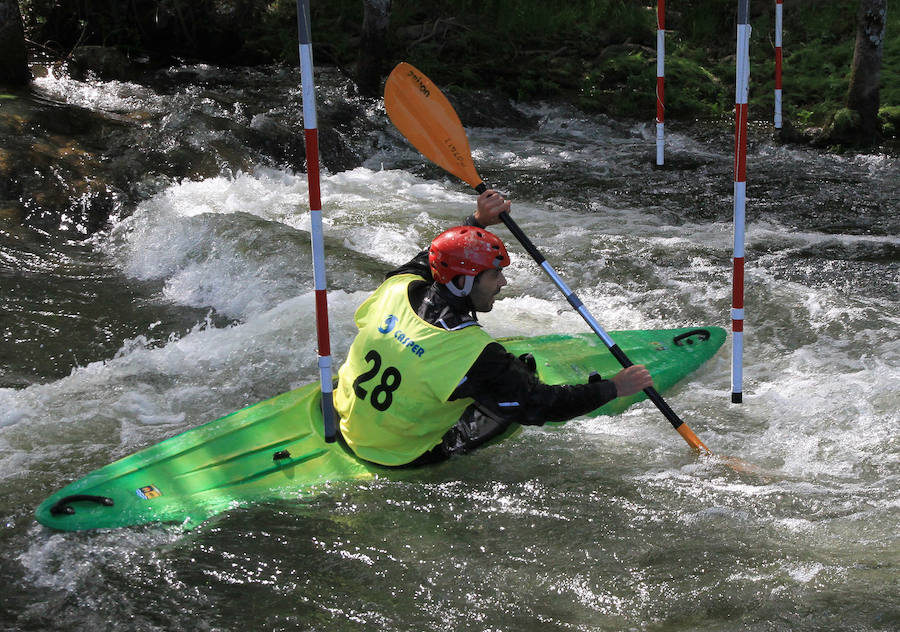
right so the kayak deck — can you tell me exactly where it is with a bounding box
[35,327,725,531]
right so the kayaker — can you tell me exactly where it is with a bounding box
[334,190,653,467]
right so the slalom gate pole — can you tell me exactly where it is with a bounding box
[732,0,751,404]
[296,0,337,441]
[656,0,666,165]
[775,0,783,129]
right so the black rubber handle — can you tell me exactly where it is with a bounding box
[49,494,114,516]
[673,329,711,346]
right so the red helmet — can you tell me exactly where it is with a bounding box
[428,226,510,284]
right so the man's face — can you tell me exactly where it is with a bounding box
[469,268,507,312]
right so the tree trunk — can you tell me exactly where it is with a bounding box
[846,0,886,143]
[356,0,391,97]
[0,0,30,85]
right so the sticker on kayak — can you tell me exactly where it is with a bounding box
[651,341,668,351]
[136,485,162,500]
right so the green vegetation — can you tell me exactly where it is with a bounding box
[19,0,899,140]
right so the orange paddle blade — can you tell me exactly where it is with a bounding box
[676,424,711,456]
[384,62,483,189]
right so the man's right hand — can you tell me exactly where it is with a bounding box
[474,189,511,227]
[611,365,653,398]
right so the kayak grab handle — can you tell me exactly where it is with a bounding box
[672,329,711,346]
[49,494,114,516]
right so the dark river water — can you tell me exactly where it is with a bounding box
[1,63,898,631]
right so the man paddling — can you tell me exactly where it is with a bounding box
[334,190,653,467]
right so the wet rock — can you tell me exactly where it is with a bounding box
[775,118,812,145]
[444,89,538,130]
[0,91,137,236]
[69,45,136,82]
[242,113,307,171]
[316,98,374,172]
[0,200,26,223]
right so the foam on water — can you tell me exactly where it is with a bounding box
[98,167,499,318]
[4,153,598,494]
[0,287,370,492]
[33,74,169,115]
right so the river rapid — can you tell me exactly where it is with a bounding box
[1,64,897,631]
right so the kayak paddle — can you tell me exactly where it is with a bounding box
[384,62,712,456]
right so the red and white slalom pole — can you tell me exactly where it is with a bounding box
[656,0,666,165]
[296,0,337,441]
[732,0,751,404]
[774,0,783,129]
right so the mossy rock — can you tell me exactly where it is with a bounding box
[879,106,900,139]
[816,107,862,147]
[831,108,862,135]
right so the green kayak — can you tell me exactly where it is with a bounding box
[35,327,725,532]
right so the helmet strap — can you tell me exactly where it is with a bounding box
[445,275,475,297]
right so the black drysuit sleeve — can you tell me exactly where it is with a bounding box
[450,342,619,426]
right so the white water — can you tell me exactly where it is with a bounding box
[2,70,898,631]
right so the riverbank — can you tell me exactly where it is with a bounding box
[17,0,899,147]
